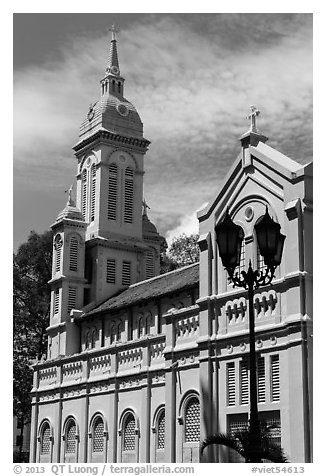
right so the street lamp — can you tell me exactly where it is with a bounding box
[215,206,285,462]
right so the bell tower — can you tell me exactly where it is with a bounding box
[71,27,162,304]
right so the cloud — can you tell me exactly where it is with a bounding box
[165,202,208,245]
[13,13,312,248]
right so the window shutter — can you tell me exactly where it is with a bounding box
[90,165,96,222]
[122,261,131,286]
[124,167,134,224]
[123,414,136,451]
[55,238,62,273]
[240,360,249,405]
[185,397,200,442]
[106,259,116,284]
[54,289,60,315]
[145,250,155,279]
[108,163,118,220]
[67,287,77,314]
[69,237,78,271]
[257,357,266,403]
[271,355,280,401]
[227,362,236,406]
[92,417,104,453]
[82,169,87,220]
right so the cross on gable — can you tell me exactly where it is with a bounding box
[247,105,260,132]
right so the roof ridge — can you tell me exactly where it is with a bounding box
[128,262,199,288]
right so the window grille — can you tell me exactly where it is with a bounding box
[257,357,266,403]
[122,261,131,286]
[92,417,104,453]
[235,238,245,276]
[145,250,155,279]
[227,362,236,406]
[82,169,87,220]
[90,165,96,222]
[69,237,78,271]
[123,414,136,451]
[55,238,62,273]
[271,355,280,401]
[40,423,51,455]
[54,289,60,315]
[185,397,200,442]
[257,248,267,274]
[67,287,77,314]
[263,412,281,448]
[66,420,77,453]
[108,163,118,220]
[157,411,165,449]
[240,360,249,405]
[124,167,134,224]
[106,259,116,284]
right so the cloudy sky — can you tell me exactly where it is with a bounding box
[13,12,313,250]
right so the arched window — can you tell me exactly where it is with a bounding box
[123,413,136,451]
[40,421,51,455]
[54,235,63,273]
[92,416,104,453]
[111,323,116,344]
[108,163,118,220]
[124,167,134,224]
[112,80,115,92]
[184,396,200,442]
[69,236,78,271]
[91,330,96,349]
[65,419,77,454]
[156,410,165,450]
[81,169,87,220]
[117,322,122,342]
[118,82,121,94]
[90,164,96,222]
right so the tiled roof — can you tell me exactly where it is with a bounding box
[81,263,199,318]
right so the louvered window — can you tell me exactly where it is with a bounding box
[240,360,249,405]
[66,420,77,453]
[185,397,200,442]
[122,261,131,286]
[55,237,62,273]
[108,163,118,220]
[123,414,135,451]
[271,355,280,401]
[145,250,155,279]
[67,287,77,314]
[106,259,116,284]
[54,289,60,315]
[227,362,236,406]
[257,357,266,403]
[82,169,87,220]
[90,165,96,222]
[157,411,165,449]
[69,237,78,271]
[40,423,51,455]
[92,417,104,453]
[124,167,134,224]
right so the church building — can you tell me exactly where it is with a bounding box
[29,30,313,464]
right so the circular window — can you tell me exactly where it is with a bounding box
[117,104,129,116]
[244,206,254,222]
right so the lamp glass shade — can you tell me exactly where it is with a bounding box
[215,211,244,270]
[271,232,285,266]
[255,209,281,259]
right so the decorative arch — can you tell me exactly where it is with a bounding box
[62,416,79,463]
[78,151,99,174]
[177,391,200,463]
[106,149,138,171]
[37,418,53,462]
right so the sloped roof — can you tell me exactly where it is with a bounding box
[80,262,199,319]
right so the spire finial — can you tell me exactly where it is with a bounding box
[246,105,260,133]
[109,24,119,42]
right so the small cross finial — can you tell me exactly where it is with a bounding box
[247,105,260,133]
[109,24,119,41]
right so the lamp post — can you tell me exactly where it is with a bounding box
[215,207,285,462]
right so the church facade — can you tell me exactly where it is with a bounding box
[29,31,313,464]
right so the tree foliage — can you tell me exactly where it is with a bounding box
[13,230,53,431]
[161,233,199,273]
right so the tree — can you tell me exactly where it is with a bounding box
[13,230,53,461]
[201,421,288,463]
[161,233,199,273]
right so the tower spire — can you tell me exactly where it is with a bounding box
[106,25,120,76]
[101,25,124,96]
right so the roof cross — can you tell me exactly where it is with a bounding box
[109,24,119,41]
[247,105,260,133]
